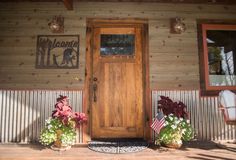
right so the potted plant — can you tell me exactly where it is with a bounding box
[156,96,194,148]
[39,95,87,151]
[208,46,222,74]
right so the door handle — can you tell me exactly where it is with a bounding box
[93,77,98,102]
[93,83,97,102]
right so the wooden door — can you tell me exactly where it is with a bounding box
[91,26,144,138]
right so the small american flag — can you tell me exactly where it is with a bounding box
[151,112,165,134]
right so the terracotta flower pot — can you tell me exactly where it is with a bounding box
[54,130,63,148]
[162,134,183,149]
[164,142,182,149]
[50,130,72,151]
[51,144,71,151]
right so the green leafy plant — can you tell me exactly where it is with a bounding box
[156,96,194,147]
[208,46,221,62]
[39,95,86,147]
[39,118,76,146]
[156,114,194,146]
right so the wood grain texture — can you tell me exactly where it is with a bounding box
[63,0,73,10]
[1,142,236,160]
[0,2,236,90]
[91,26,144,138]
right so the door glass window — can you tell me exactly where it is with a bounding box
[100,34,135,56]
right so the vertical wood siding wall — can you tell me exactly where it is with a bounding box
[152,90,236,141]
[0,2,236,90]
[0,90,83,143]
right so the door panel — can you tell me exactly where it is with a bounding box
[92,26,143,138]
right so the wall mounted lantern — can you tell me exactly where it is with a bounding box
[170,17,186,34]
[48,16,64,33]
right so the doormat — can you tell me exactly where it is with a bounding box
[88,139,148,154]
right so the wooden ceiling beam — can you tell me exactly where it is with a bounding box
[63,0,73,10]
[75,0,236,5]
[1,0,236,5]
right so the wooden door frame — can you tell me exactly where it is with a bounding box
[84,18,150,142]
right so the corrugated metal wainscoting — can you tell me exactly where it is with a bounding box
[1,89,235,143]
[152,90,236,141]
[0,90,83,144]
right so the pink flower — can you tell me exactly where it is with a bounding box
[51,95,87,127]
[72,112,87,128]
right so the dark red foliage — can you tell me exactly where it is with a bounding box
[158,96,189,119]
[52,95,86,128]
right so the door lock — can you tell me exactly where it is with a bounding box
[93,77,98,81]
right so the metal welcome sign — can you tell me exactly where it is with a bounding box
[36,35,79,69]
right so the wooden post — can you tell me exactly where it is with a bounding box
[63,0,73,10]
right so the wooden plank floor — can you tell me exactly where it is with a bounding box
[0,141,235,160]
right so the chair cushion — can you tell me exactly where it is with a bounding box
[219,90,236,120]
[219,90,236,108]
[227,108,236,120]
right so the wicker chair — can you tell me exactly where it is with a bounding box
[219,90,236,125]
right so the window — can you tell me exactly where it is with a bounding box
[198,21,236,96]
[100,34,135,56]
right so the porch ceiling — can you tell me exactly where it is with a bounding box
[1,0,236,10]
[1,0,236,4]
